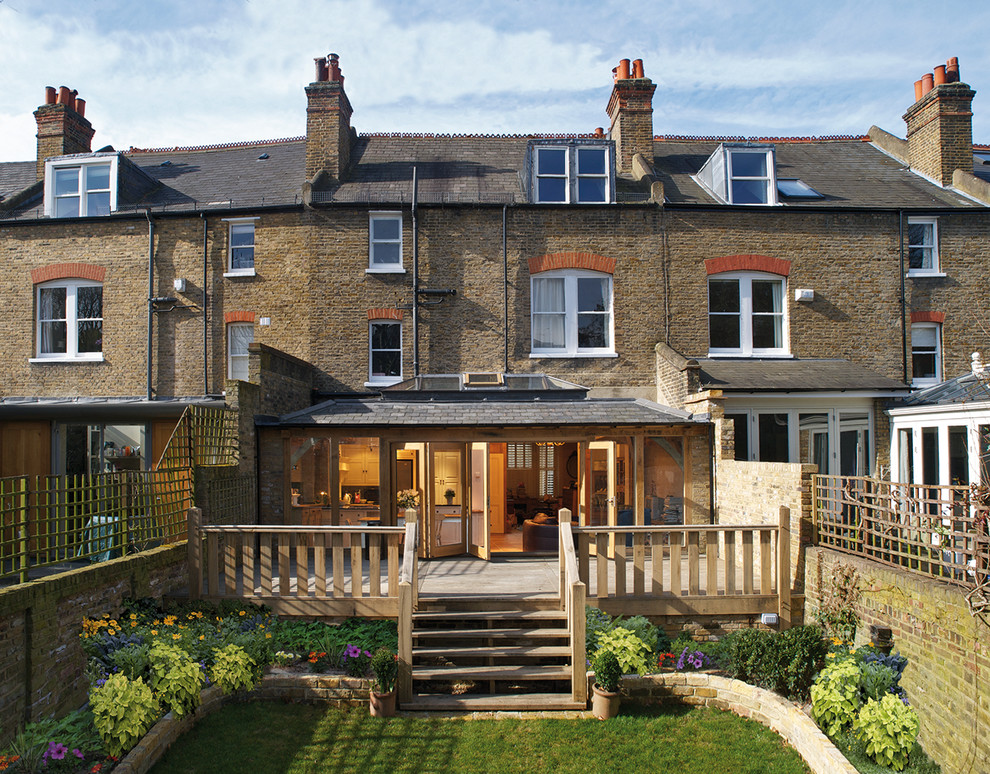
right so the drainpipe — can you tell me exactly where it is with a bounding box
[898,211,907,384]
[503,204,509,373]
[412,166,419,376]
[201,213,209,396]
[146,209,155,401]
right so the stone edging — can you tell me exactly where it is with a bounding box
[114,671,854,774]
[623,673,856,774]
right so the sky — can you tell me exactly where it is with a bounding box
[2,0,990,162]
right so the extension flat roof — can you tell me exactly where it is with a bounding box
[696,358,909,393]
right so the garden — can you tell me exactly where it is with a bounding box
[0,596,940,773]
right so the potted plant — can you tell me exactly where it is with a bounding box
[591,648,622,719]
[369,646,398,717]
[444,488,456,505]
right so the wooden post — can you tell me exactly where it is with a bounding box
[379,440,392,526]
[187,507,202,599]
[558,508,573,607]
[398,580,413,704]
[778,505,792,630]
[577,441,588,526]
[634,435,645,526]
[17,477,29,585]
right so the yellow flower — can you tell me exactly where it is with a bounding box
[238,611,246,617]
[265,633,272,639]
[172,633,181,640]
[130,614,138,620]
[151,629,158,636]
[199,635,205,641]
[131,622,137,627]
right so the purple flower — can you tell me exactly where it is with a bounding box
[74,749,84,759]
[49,742,68,760]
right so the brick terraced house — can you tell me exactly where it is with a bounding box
[2,54,990,559]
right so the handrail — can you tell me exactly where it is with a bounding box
[399,521,418,586]
[560,521,580,585]
[559,520,587,706]
[199,525,405,534]
[572,524,777,533]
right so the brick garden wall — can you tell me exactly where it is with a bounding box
[0,544,187,746]
[805,548,990,774]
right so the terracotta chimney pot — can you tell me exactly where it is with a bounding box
[946,57,960,82]
[74,98,86,117]
[921,72,934,96]
[616,59,631,80]
[328,53,342,83]
[314,56,328,81]
[632,59,644,78]
[914,80,924,101]
[45,86,56,105]
[57,86,72,105]
[934,65,947,85]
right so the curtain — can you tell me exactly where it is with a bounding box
[532,277,565,349]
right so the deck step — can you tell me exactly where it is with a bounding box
[414,627,570,639]
[402,693,586,712]
[414,645,571,659]
[412,664,571,681]
[413,609,565,622]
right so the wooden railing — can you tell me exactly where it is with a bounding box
[559,521,587,705]
[188,508,410,618]
[397,521,418,704]
[569,507,792,626]
[0,468,192,584]
[814,475,989,588]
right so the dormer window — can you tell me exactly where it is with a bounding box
[44,156,118,217]
[696,143,778,206]
[531,141,613,204]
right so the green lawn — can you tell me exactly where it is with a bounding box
[150,701,811,774]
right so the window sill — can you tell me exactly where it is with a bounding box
[365,379,403,388]
[907,271,946,279]
[529,351,618,359]
[30,355,105,364]
[706,352,793,359]
[224,269,256,278]
[366,267,406,275]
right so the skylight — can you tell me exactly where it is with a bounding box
[973,151,990,165]
[776,178,824,199]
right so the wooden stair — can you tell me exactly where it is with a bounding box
[401,600,586,712]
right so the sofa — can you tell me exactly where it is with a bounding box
[522,516,559,552]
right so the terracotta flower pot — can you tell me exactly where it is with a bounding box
[370,689,396,717]
[591,683,620,720]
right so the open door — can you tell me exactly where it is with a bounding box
[429,443,468,557]
[468,443,491,559]
[587,441,617,555]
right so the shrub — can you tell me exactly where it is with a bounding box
[776,625,829,700]
[810,658,862,737]
[591,649,621,693]
[860,660,897,703]
[853,694,920,772]
[149,643,205,718]
[585,606,614,653]
[90,673,159,758]
[615,615,659,652]
[370,647,398,693]
[341,644,373,677]
[209,644,256,694]
[720,628,774,684]
[594,626,652,676]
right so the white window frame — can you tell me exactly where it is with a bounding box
[907,217,941,276]
[532,143,613,204]
[694,144,779,206]
[530,269,615,358]
[727,149,775,205]
[43,156,118,218]
[223,217,258,277]
[707,271,788,357]
[368,212,404,273]
[367,320,403,386]
[911,322,942,387]
[227,322,253,381]
[31,279,104,362]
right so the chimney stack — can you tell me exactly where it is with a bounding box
[33,85,95,180]
[903,57,975,187]
[305,52,353,181]
[605,57,656,175]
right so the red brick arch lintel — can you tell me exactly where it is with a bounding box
[704,255,791,277]
[31,263,106,284]
[911,311,945,324]
[224,311,255,324]
[528,252,616,275]
[367,308,405,321]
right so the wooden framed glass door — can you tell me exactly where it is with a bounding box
[429,443,468,557]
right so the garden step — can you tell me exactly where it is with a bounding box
[412,664,571,681]
[402,693,586,712]
[413,627,570,639]
[413,645,571,659]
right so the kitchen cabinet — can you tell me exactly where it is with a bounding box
[339,443,380,486]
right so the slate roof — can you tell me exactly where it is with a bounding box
[269,394,696,428]
[2,129,990,220]
[697,358,909,392]
[893,371,990,407]
[652,138,983,208]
